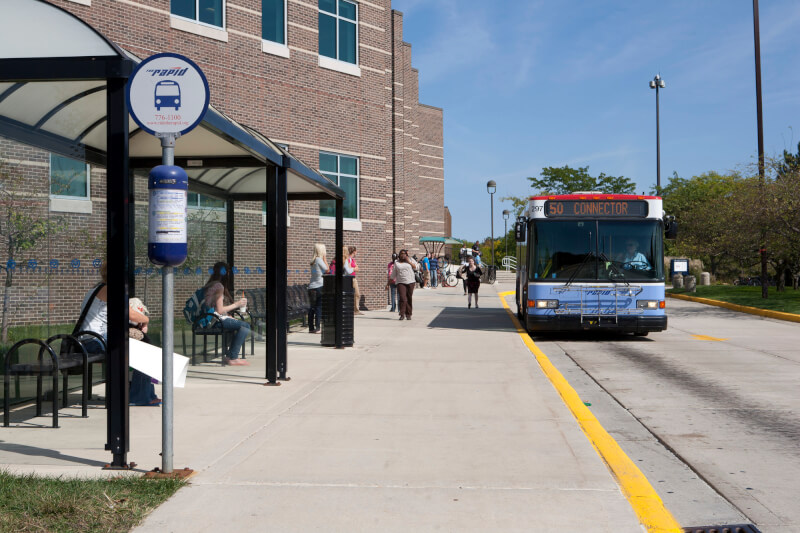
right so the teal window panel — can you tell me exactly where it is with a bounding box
[338,20,356,64]
[50,154,88,198]
[319,12,336,59]
[262,0,285,43]
[198,0,223,26]
[171,0,195,19]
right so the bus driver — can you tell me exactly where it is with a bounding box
[620,240,651,270]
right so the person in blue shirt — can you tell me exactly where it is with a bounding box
[420,254,430,288]
[620,240,651,270]
[429,255,439,288]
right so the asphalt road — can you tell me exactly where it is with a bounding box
[532,297,800,533]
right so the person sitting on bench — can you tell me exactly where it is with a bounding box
[203,262,251,366]
[78,261,160,406]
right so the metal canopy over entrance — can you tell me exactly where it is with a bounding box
[0,0,347,469]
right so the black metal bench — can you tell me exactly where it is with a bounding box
[3,332,104,428]
[182,308,254,366]
[286,284,311,329]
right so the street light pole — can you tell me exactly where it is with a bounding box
[502,209,510,265]
[649,74,666,192]
[487,180,496,268]
[753,0,768,299]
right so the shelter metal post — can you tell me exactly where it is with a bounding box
[276,167,289,380]
[265,166,279,384]
[104,77,131,468]
[226,200,235,275]
[335,198,343,349]
[128,169,136,295]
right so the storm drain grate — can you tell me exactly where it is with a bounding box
[682,525,761,533]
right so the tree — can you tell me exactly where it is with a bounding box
[527,165,636,195]
[778,141,800,178]
[500,195,528,217]
[659,171,751,278]
[0,157,65,342]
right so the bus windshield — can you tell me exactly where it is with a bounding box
[529,220,664,282]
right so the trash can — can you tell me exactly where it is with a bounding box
[321,274,354,347]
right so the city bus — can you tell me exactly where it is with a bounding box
[514,193,677,335]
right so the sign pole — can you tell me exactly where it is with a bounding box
[160,134,176,474]
[127,52,208,476]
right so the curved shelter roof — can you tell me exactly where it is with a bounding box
[0,0,349,469]
[0,0,344,201]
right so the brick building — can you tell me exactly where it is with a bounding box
[0,0,445,329]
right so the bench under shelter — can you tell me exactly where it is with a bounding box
[0,0,349,469]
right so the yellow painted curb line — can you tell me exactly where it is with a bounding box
[497,290,682,533]
[667,292,800,323]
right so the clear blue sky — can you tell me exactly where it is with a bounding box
[392,0,800,242]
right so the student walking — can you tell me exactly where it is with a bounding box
[390,249,418,320]
[308,243,329,333]
[386,252,398,312]
[464,256,483,308]
[420,253,430,288]
[429,254,439,288]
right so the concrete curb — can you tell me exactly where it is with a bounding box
[667,292,800,324]
[497,290,683,533]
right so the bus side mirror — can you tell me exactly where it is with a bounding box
[664,216,678,239]
[514,221,527,243]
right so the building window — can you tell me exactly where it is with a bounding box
[171,0,225,28]
[262,0,286,44]
[50,154,89,199]
[188,193,226,210]
[319,152,358,220]
[319,0,358,65]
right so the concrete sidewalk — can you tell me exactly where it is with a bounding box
[1,284,641,532]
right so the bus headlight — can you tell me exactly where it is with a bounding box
[637,300,664,309]
[532,299,559,309]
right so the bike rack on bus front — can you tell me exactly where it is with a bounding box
[553,284,644,325]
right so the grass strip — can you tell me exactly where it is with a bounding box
[667,285,800,315]
[0,471,185,533]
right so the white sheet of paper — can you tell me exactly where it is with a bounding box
[128,338,189,388]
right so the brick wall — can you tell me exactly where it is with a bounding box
[0,0,445,327]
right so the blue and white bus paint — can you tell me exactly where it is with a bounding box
[515,194,676,336]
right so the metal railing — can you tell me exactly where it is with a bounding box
[501,256,517,271]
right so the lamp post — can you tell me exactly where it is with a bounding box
[487,180,496,268]
[502,209,510,266]
[649,74,666,192]
[752,0,768,299]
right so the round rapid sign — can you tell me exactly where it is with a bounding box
[126,52,209,137]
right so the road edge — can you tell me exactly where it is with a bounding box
[667,292,800,323]
[497,290,682,533]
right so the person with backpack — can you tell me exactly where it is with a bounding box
[203,262,250,366]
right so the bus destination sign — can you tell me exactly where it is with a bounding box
[544,200,648,218]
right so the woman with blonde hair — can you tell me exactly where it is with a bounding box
[307,243,329,333]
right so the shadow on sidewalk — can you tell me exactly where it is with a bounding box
[427,306,515,331]
[0,441,108,467]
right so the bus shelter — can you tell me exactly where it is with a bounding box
[0,0,347,469]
